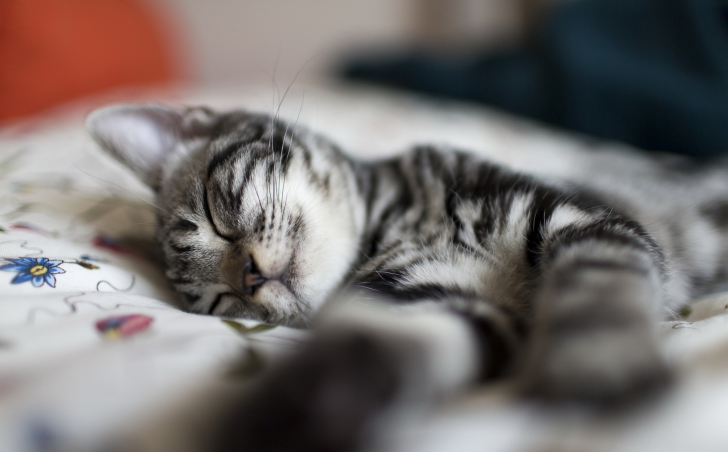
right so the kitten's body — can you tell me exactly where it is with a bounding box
[88,104,728,450]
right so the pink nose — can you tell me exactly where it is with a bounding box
[243,257,267,294]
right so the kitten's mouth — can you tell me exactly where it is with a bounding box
[247,280,312,325]
[222,252,292,296]
[215,248,318,325]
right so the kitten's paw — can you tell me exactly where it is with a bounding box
[213,332,403,452]
[521,328,672,405]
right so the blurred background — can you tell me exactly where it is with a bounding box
[154,0,557,83]
[3,0,728,156]
[0,0,561,119]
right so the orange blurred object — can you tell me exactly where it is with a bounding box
[0,0,181,122]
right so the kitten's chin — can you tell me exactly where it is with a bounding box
[254,280,315,326]
[279,315,311,329]
[210,280,320,327]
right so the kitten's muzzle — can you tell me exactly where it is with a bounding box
[223,252,290,297]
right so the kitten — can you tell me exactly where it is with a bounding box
[87,104,725,451]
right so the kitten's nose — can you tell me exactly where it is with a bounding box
[242,256,267,294]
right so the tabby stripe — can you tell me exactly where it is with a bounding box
[444,189,483,256]
[365,166,412,257]
[385,284,479,303]
[305,169,329,191]
[545,296,646,335]
[621,217,667,271]
[701,200,728,228]
[548,218,665,271]
[202,186,233,241]
[548,229,646,262]
[202,185,216,226]
[230,160,259,212]
[409,158,435,232]
[207,140,245,178]
[357,265,482,303]
[562,258,650,276]
[473,214,496,245]
[266,159,278,184]
[525,190,561,268]
[269,129,286,154]
[390,161,414,212]
[300,144,313,174]
[454,155,532,201]
[169,276,193,284]
[205,119,268,177]
[356,267,408,295]
[208,293,225,315]
[274,138,295,175]
[211,178,240,213]
[458,312,517,380]
[291,216,304,235]
[361,167,378,227]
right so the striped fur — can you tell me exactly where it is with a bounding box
[88,104,728,448]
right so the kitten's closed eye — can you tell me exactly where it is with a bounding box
[170,219,198,233]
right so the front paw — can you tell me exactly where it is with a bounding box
[521,327,672,404]
[213,332,402,452]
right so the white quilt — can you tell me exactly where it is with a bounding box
[2,84,728,452]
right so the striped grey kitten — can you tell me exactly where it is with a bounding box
[88,104,726,450]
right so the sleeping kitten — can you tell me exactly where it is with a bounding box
[87,104,725,451]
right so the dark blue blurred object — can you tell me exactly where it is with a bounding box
[343,0,728,157]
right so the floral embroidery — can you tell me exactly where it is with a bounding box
[9,222,58,237]
[0,257,66,288]
[93,235,136,254]
[222,319,276,335]
[74,260,100,270]
[79,254,107,263]
[96,314,153,340]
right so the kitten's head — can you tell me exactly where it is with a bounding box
[87,104,366,326]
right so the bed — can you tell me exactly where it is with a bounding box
[2,83,728,452]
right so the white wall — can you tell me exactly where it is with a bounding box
[151,0,535,85]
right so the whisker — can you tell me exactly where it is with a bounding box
[273,50,322,130]
[269,45,282,164]
[72,163,172,215]
[282,91,307,215]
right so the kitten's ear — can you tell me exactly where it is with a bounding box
[86,104,217,190]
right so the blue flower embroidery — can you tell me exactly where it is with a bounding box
[0,257,66,288]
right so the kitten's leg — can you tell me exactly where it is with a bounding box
[523,217,673,402]
[212,300,513,452]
